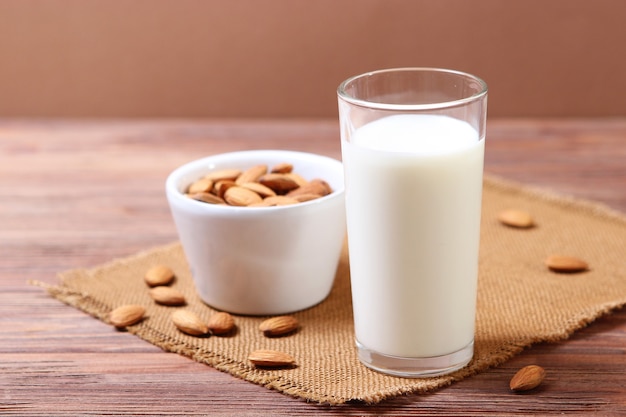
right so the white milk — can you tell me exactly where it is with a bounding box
[342,114,484,358]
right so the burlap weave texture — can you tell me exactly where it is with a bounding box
[45,176,626,404]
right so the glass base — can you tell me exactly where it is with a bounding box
[356,339,474,378]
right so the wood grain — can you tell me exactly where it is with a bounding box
[1,118,625,416]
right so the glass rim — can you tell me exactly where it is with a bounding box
[337,67,488,111]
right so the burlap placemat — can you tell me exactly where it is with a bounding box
[39,175,626,404]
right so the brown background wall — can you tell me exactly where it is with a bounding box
[1,0,625,118]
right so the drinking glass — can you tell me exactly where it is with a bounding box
[337,68,488,377]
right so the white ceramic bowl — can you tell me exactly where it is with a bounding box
[166,150,346,315]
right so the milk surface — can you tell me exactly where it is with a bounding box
[342,114,484,358]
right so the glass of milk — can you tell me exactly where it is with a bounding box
[337,68,488,377]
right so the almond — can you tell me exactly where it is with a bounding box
[259,316,299,337]
[188,192,225,205]
[545,255,588,273]
[235,164,267,185]
[213,180,236,198]
[240,182,277,198]
[258,173,300,194]
[109,304,145,328]
[187,178,214,194]
[224,186,263,206]
[207,312,236,335]
[270,162,293,174]
[497,209,534,228]
[284,172,309,187]
[510,365,546,392]
[258,195,299,207]
[149,286,186,306]
[248,349,295,368]
[186,163,334,208]
[287,178,332,197]
[144,265,175,287]
[204,169,242,182]
[292,193,322,203]
[171,310,209,336]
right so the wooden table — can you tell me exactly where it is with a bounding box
[2,118,625,416]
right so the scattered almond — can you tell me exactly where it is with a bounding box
[248,349,295,368]
[497,209,534,228]
[171,310,209,336]
[510,365,546,392]
[109,304,145,328]
[145,265,175,287]
[224,186,264,206]
[149,286,186,306]
[259,316,299,337]
[207,312,236,335]
[545,255,588,273]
